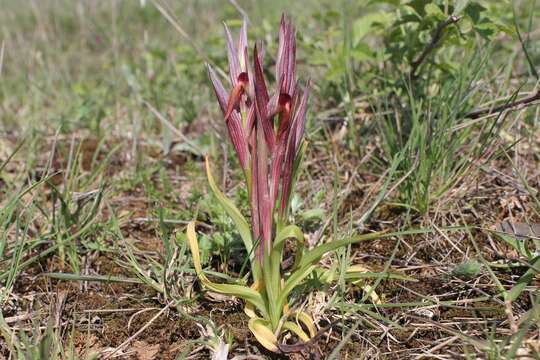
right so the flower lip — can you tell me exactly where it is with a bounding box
[238,72,249,85]
[278,93,292,112]
[224,74,249,121]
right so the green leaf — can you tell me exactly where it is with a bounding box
[299,231,386,270]
[451,260,482,279]
[493,231,531,260]
[43,273,143,284]
[300,208,325,222]
[367,0,400,6]
[474,22,499,38]
[425,3,445,19]
[460,16,474,34]
[507,256,540,302]
[407,0,431,16]
[273,224,305,271]
[314,265,417,284]
[453,0,471,15]
[277,265,316,312]
[205,158,254,265]
[186,222,267,317]
[298,228,436,270]
[289,311,316,338]
[274,225,305,250]
[464,2,486,22]
[352,42,375,62]
[345,271,417,282]
[352,13,393,45]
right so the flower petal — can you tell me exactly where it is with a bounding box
[269,93,293,208]
[207,64,228,114]
[207,64,250,170]
[224,72,248,121]
[279,82,310,216]
[239,18,248,71]
[253,44,275,150]
[275,16,296,95]
[293,80,310,149]
[224,22,240,84]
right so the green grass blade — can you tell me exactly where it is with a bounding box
[298,231,386,270]
[43,273,144,284]
[507,256,540,302]
[345,271,417,282]
[277,265,315,312]
[0,139,24,174]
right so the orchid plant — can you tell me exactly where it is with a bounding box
[186,16,385,352]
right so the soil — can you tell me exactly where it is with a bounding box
[2,136,539,359]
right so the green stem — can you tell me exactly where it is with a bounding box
[262,253,281,330]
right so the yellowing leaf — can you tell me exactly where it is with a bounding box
[281,279,289,314]
[244,302,256,318]
[362,284,382,305]
[290,311,316,338]
[282,321,309,342]
[244,281,261,318]
[248,318,278,352]
[347,264,371,273]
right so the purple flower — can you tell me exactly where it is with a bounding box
[207,15,310,262]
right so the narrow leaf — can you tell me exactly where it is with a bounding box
[44,273,143,284]
[289,311,316,338]
[205,158,254,260]
[248,318,279,352]
[299,231,386,270]
[282,321,309,342]
[186,222,266,315]
[277,265,316,312]
[507,256,540,301]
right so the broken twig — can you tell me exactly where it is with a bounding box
[410,15,460,79]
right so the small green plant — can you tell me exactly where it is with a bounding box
[373,1,512,215]
[187,16,386,352]
[451,259,482,279]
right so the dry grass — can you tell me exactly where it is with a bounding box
[1,1,540,359]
